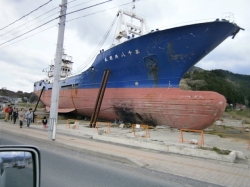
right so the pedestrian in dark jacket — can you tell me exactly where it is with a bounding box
[13,108,18,124]
[42,116,48,130]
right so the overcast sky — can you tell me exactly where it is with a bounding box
[0,0,249,93]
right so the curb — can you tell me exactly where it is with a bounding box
[93,134,241,163]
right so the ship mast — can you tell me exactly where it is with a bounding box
[115,0,149,44]
[49,0,67,141]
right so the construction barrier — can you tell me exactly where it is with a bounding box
[66,119,79,129]
[35,116,43,123]
[95,122,110,134]
[248,124,250,150]
[132,124,150,138]
[179,129,204,146]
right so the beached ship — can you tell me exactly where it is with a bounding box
[34,8,243,129]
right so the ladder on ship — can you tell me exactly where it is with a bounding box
[34,86,45,112]
[89,69,110,128]
[33,86,45,122]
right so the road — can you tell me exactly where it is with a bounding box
[0,132,222,187]
[5,167,33,187]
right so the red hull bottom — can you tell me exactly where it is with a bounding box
[35,88,226,130]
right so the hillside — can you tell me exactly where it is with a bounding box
[0,88,37,103]
[180,68,250,106]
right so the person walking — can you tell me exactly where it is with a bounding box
[25,108,33,128]
[9,106,13,121]
[18,108,25,128]
[42,116,48,130]
[4,105,11,122]
[13,108,18,124]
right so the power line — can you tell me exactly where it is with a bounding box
[0,18,58,46]
[67,0,95,10]
[66,1,130,22]
[72,14,118,74]
[0,0,79,39]
[0,25,57,50]
[0,0,134,51]
[65,0,113,17]
[0,0,89,49]
[0,11,59,41]
[0,0,53,32]
[0,0,113,46]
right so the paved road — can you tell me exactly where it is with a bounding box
[5,167,33,187]
[0,132,221,187]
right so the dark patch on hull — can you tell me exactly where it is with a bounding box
[114,106,157,126]
[143,55,158,87]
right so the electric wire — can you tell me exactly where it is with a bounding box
[0,0,113,46]
[0,18,58,46]
[64,0,112,17]
[0,0,77,39]
[67,0,95,10]
[0,11,60,41]
[0,0,53,32]
[71,14,118,74]
[0,25,57,50]
[68,1,133,74]
[0,1,132,50]
[0,0,135,75]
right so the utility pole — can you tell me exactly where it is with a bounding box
[48,0,67,141]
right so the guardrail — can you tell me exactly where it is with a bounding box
[179,129,204,146]
[66,119,79,129]
[95,122,110,134]
[131,124,150,138]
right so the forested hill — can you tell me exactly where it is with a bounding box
[180,68,250,106]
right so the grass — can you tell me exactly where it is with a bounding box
[218,134,223,138]
[200,147,231,155]
[13,103,45,110]
[212,147,231,155]
[225,109,250,123]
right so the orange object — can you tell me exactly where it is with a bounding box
[179,129,204,146]
[95,122,110,134]
[248,139,250,150]
[132,124,150,138]
[66,119,79,129]
[35,116,42,123]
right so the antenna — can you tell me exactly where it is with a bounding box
[131,0,136,23]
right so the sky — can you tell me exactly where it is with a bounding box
[0,0,249,93]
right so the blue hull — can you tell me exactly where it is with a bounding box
[35,20,239,91]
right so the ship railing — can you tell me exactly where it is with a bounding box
[221,12,234,23]
[107,16,234,50]
[158,17,234,31]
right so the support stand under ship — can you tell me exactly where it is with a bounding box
[34,8,243,129]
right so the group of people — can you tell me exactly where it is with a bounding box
[3,105,47,129]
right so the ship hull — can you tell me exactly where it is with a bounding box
[34,20,240,129]
[35,88,226,129]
